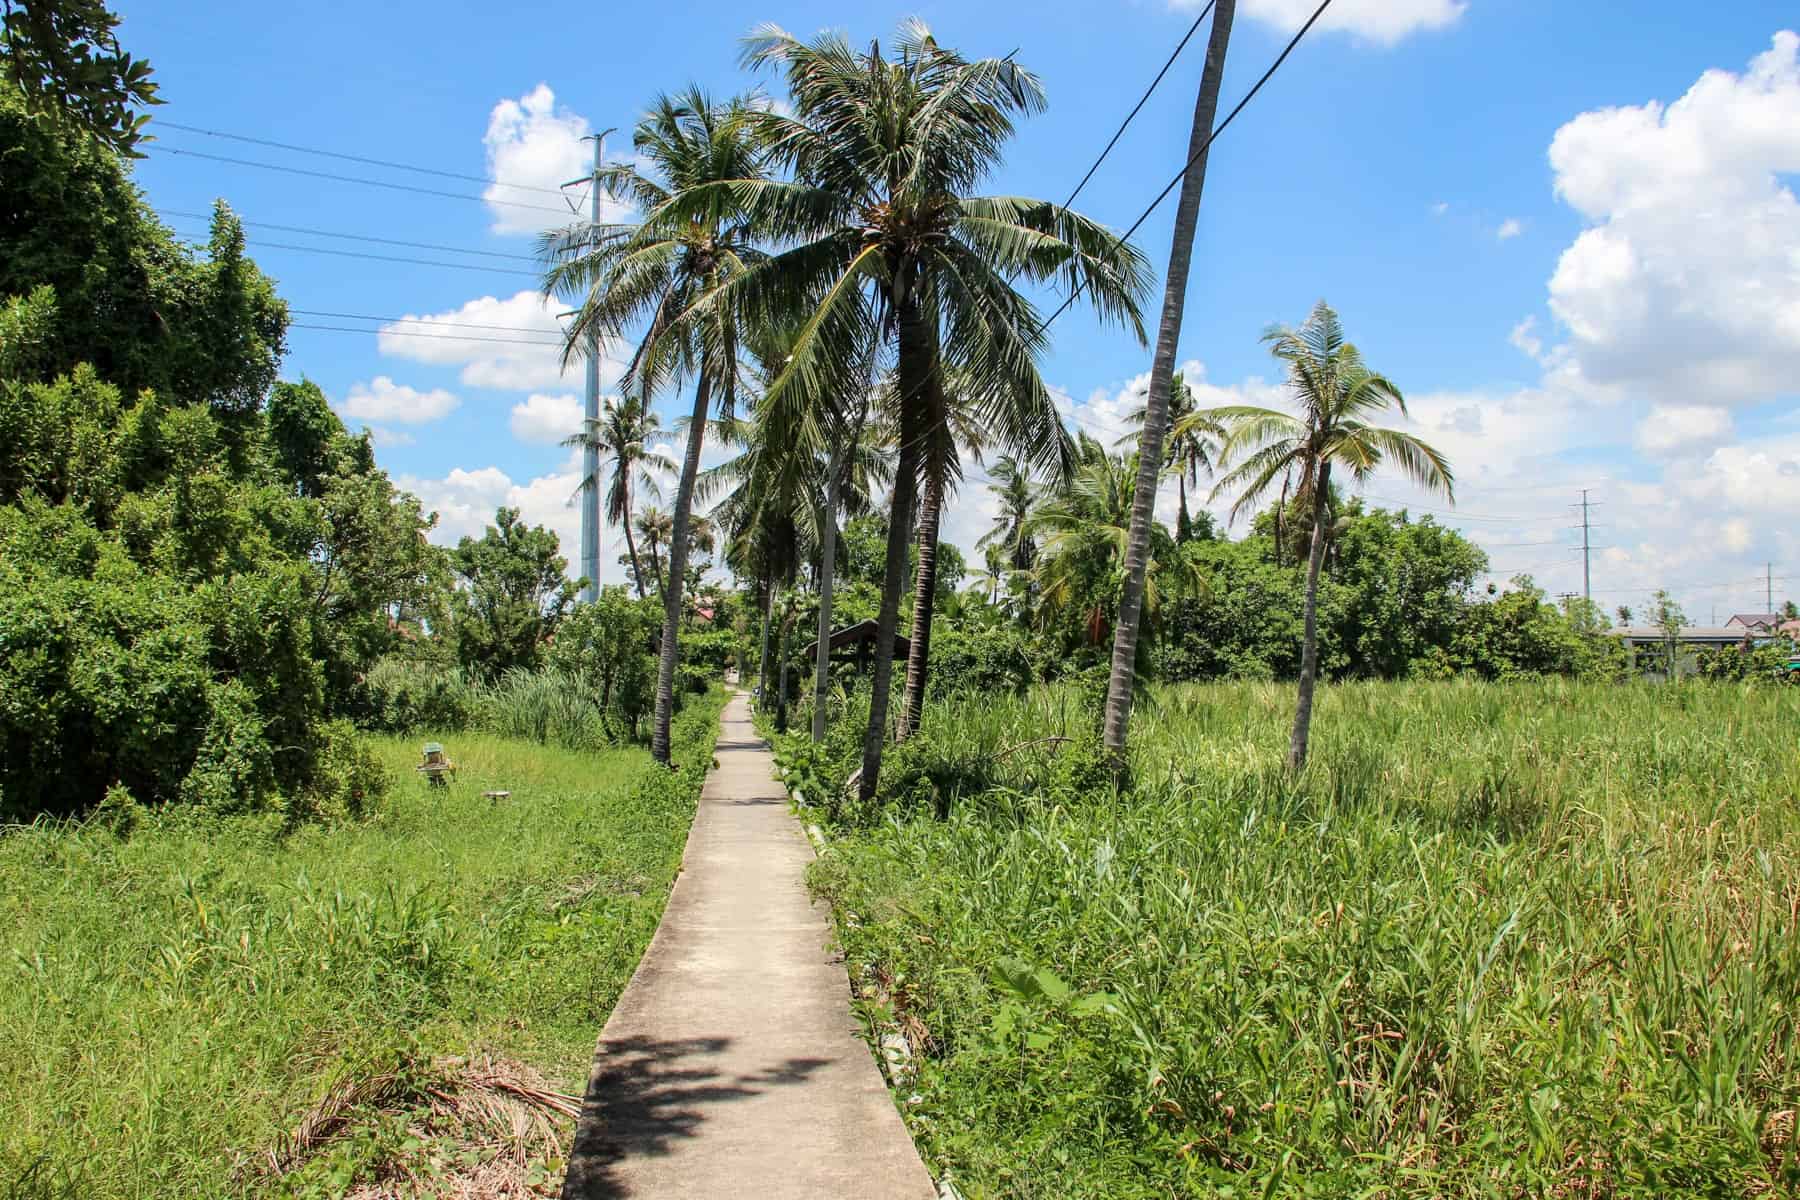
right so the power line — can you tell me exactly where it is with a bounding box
[290,309,556,334]
[153,119,569,195]
[1051,0,1215,217]
[1039,0,1336,333]
[148,145,574,215]
[290,322,561,346]
[157,208,537,261]
[227,238,538,276]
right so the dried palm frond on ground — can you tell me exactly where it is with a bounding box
[243,1054,580,1199]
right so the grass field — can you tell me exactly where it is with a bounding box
[790,680,1800,1198]
[0,689,724,1199]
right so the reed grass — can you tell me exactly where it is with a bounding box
[803,680,1800,1197]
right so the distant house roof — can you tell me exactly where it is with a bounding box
[1726,613,1781,629]
[1781,618,1800,637]
[799,618,911,661]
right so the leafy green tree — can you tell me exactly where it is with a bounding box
[733,21,1150,802]
[1211,301,1453,770]
[549,586,656,729]
[1,0,159,155]
[449,507,579,679]
[1328,506,1486,678]
[541,87,769,766]
[1,90,286,428]
[1650,588,1686,681]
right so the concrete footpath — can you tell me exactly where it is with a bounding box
[561,691,937,1199]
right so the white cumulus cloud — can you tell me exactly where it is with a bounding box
[481,83,635,236]
[1496,217,1523,240]
[1545,31,1800,408]
[338,376,459,424]
[1191,0,1465,46]
[1635,404,1734,456]
[510,392,585,444]
[376,290,627,393]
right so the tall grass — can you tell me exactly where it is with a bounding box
[358,660,627,753]
[799,680,1800,1197]
[0,690,727,1198]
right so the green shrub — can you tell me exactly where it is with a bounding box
[679,627,737,678]
[927,625,1034,699]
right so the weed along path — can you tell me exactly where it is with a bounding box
[560,691,935,1199]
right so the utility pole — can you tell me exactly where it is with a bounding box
[565,130,614,604]
[1768,561,1774,613]
[1579,488,1593,605]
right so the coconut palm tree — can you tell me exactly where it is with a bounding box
[1209,300,1454,770]
[540,86,769,765]
[562,394,672,601]
[976,454,1039,573]
[713,22,1149,801]
[1028,434,1188,650]
[1122,370,1222,545]
[634,506,674,599]
[1104,0,1236,768]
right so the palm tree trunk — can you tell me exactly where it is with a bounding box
[651,371,712,765]
[811,441,845,742]
[647,536,666,599]
[859,280,927,805]
[1101,0,1236,768]
[622,496,648,600]
[626,525,648,600]
[1289,461,1330,771]
[897,465,944,741]
[1177,472,1191,545]
[776,564,797,733]
[756,576,774,704]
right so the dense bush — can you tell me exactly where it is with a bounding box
[926,625,1035,699]
[1694,641,1794,682]
[0,99,437,820]
[678,627,738,676]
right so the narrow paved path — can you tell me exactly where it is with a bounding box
[561,692,936,1200]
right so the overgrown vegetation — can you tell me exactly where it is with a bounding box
[779,681,1800,1197]
[0,689,726,1198]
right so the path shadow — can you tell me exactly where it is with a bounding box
[561,1034,831,1199]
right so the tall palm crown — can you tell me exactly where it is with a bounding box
[564,394,671,529]
[634,506,674,596]
[1029,435,1184,645]
[714,21,1151,800]
[1208,302,1453,519]
[977,454,1038,572]
[541,87,766,399]
[540,85,771,764]
[562,394,672,598]
[1123,370,1222,542]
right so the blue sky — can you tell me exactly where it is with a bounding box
[119,0,1800,619]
